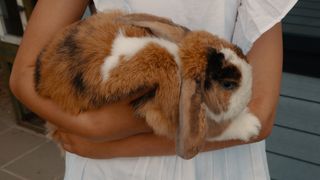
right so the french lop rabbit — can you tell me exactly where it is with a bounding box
[35,11,261,159]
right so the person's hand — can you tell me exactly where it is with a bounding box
[53,129,114,159]
[54,128,176,159]
[55,89,154,142]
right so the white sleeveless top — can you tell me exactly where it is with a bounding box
[64,0,297,179]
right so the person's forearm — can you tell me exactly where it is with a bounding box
[113,135,241,158]
[10,0,88,131]
[82,131,266,159]
[96,133,176,158]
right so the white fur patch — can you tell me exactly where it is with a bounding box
[207,108,261,142]
[101,31,180,81]
[205,48,253,123]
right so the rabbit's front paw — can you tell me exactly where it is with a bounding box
[208,110,261,142]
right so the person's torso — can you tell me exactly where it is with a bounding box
[93,0,240,41]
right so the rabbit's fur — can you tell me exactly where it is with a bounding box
[35,11,261,159]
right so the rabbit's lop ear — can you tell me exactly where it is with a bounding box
[118,13,190,42]
[176,78,207,159]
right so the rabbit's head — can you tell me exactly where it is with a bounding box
[118,13,252,159]
[177,31,252,158]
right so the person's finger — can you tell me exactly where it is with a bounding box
[55,127,69,133]
[51,130,60,141]
[61,143,73,153]
[58,131,73,145]
[58,131,76,153]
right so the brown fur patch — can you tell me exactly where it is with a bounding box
[118,13,178,27]
[130,88,157,111]
[102,42,180,137]
[34,51,44,92]
[206,117,231,137]
[36,11,153,114]
[57,24,80,57]
[188,79,203,136]
[177,79,207,159]
[117,13,190,43]
[72,71,86,95]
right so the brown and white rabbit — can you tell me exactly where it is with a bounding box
[35,11,260,159]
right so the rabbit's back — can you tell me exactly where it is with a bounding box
[35,11,153,114]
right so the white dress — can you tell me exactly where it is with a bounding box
[64,0,297,179]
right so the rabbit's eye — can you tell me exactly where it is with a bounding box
[221,81,237,90]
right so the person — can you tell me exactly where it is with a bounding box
[10,0,297,179]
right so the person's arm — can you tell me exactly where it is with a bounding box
[56,22,283,159]
[10,0,151,141]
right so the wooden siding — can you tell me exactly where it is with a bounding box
[283,0,320,38]
[282,0,320,55]
[282,0,320,77]
[266,73,320,180]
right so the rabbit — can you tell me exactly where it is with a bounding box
[34,10,261,159]
[35,11,182,140]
